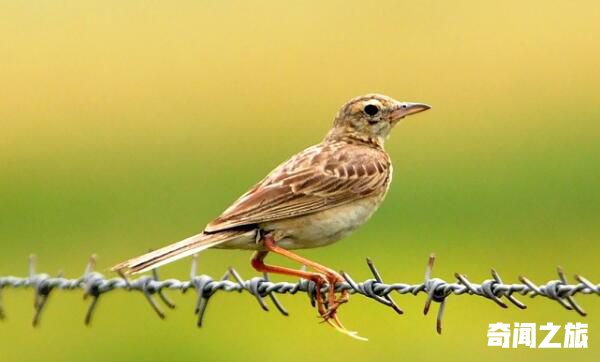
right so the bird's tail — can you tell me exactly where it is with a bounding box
[111,230,247,275]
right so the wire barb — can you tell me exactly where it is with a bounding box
[0,254,597,333]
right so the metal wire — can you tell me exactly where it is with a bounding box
[0,254,597,334]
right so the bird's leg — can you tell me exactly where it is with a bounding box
[251,250,328,316]
[260,235,349,312]
[251,235,360,339]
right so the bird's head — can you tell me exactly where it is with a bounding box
[326,94,430,147]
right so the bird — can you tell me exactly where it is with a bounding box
[112,94,430,339]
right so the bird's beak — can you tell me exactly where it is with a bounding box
[390,102,431,122]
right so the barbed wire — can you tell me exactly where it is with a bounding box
[0,254,597,334]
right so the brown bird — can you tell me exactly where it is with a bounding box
[112,94,430,339]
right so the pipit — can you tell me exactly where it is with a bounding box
[113,94,430,339]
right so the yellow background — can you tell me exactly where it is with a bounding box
[0,1,598,361]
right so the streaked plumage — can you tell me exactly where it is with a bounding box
[209,141,392,241]
[113,94,430,339]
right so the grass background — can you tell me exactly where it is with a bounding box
[0,1,598,361]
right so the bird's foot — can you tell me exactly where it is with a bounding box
[320,309,367,341]
[313,272,366,341]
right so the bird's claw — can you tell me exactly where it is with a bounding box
[324,313,367,341]
[313,273,366,341]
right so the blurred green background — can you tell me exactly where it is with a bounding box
[0,1,598,361]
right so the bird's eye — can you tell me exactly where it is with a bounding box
[364,104,379,116]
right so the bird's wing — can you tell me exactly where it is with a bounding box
[205,142,391,233]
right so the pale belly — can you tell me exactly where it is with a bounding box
[216,195,384,250]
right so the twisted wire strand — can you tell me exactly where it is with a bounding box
[0,254,597,334]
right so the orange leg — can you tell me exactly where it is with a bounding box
[250,234,359,339]
[260,236,349,309]
[251,250,328,316]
